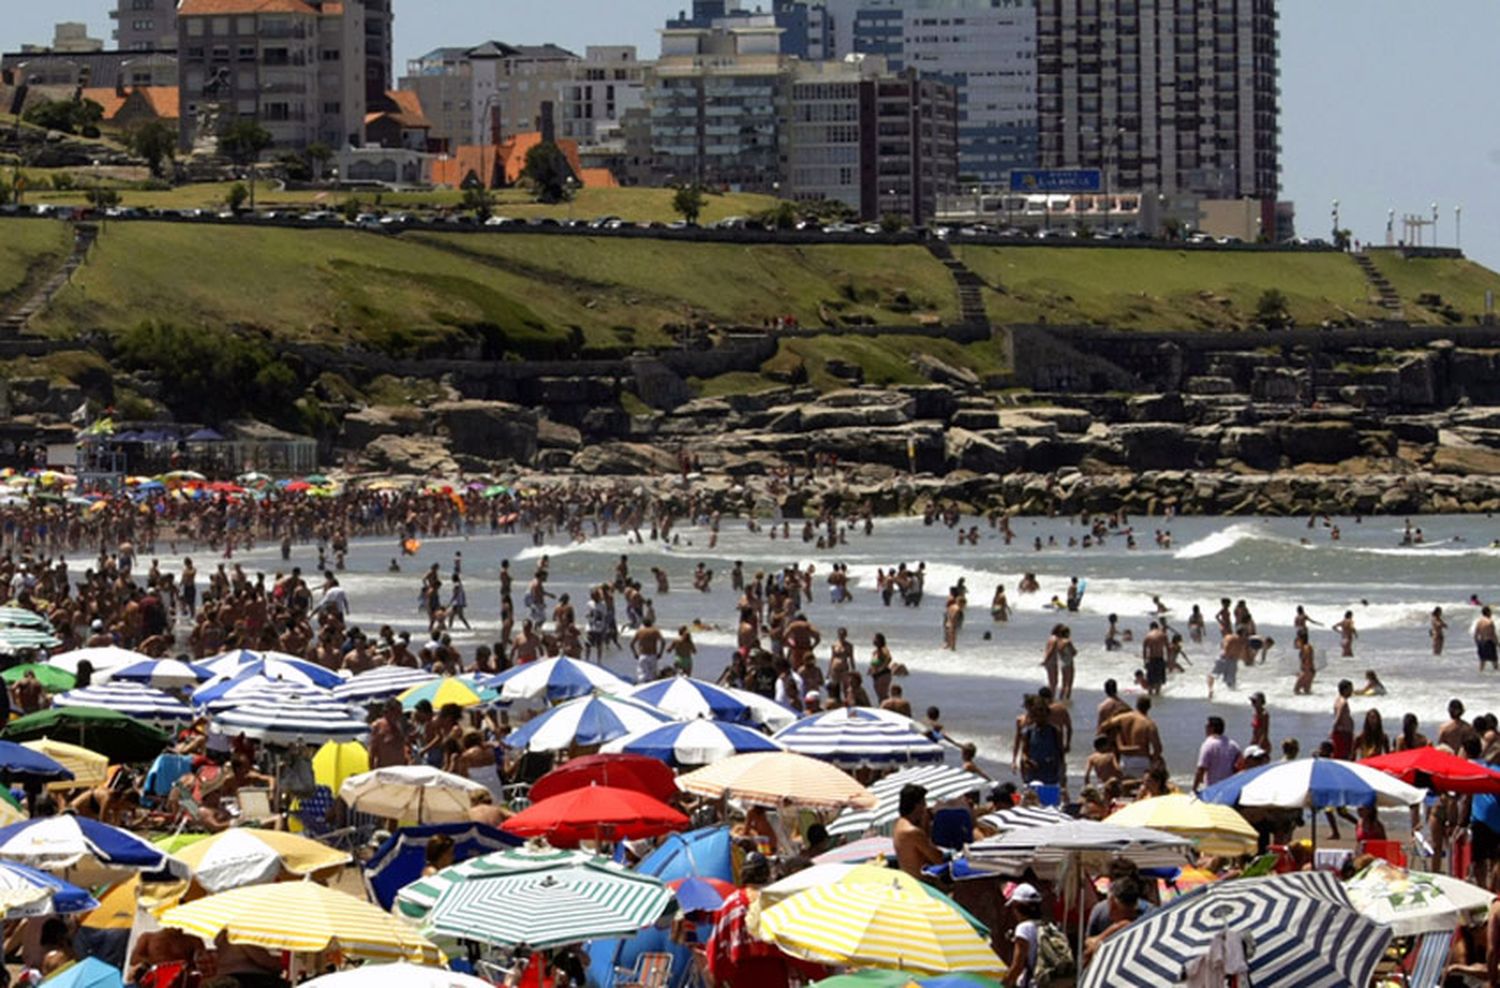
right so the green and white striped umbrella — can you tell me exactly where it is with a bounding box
[423,862,673,950]
[0,609,53,631]
[0,628,61,654]
[396,845,604,921]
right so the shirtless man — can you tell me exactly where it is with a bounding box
[892,784,945,880]
[1476,606,1498,671]
[632,618,664,682]
[783,613,822,668]
[369,699,410,768]
[1102,697,1163,783]
[1439,699,1477,753]
[511,619,541,665]
[1141,622,1168,696]
[1096,678,1130,730]
[1083,735,1123,797]
[1330,680,1355,760]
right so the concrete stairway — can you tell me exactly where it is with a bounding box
[0,221,97,334]
[926,240,991,328]
[1353,251,1403,315]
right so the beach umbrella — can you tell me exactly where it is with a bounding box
[22,739,106,788]
[312,740,370,793]
[422,861,673,950]
[677,751,878,811]
[976,805,1072,834]
[715,683,798,732]
[101,658,213,690]
[828,765,992,838]
[761,863,988,936]
[158,881,442,963]
[1345,859,1496,937]
[0,794,24,827]
[601,719,783,768]
[757,879,1004,976]
[171,828,352,893]
[193,672,334,711]
[1359,746,1500,795]
[42,958,124,988]
[1079,871,1391,988]
[0,815,186,885]
[53,682,193,729]
[814,836,895,865]
[46,646,149,676]
[1199,757,1426,810]
[501,694,672,753]
[1104,794,1258,857]
[2,664,75,693]
[619,678,758,723]
[500,785,688,848]
[670,876,731,913]
[813,975,1000,988]
[332,666,438,703]
[398,677,486,712]
[967,819,1193,874]
[339,766,487,824]
[482,656,631,703]
[0,627,61,653]
[213,697,368,746]
[395,843,603,922]
[198,651,344,689]
[3,707,169,763]
[529,753,679,804]
[301,963,492,988]
[0,607,53,630]
[0,860,98,918]
[634,826,734,882]
[0,740,74,782]
[772,707,945,767]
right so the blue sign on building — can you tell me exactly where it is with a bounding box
[1009,169,1104,193]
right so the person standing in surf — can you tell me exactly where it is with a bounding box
[1431,606,1448,656]
[1333,610,1358,658]
[1476,606,1498,671]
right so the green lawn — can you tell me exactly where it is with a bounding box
[1366,250,1500,321]
[956,246,1395,329]
[0,219,71,304]
[411,234,959,329]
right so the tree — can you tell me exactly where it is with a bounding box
[128,120,178,180]
[461,186,494,221]
[304,142,333,182]
[519,141,575,204]
[86,186,121,209]
[23,98,104,136]
[1256,288,1291,329]
[225,182,249,212]
[339,196,363,223]
[880,212,907,234]
[219,119,273,210]
[672,184,706,226]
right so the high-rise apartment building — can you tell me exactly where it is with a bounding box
[177,0,368,153]
[1035,0,1280,205]
[362,0,393,99]
[112,0,178,52]
[820,0,1037,184]
[561,47,651,146]
[667,1,833,59]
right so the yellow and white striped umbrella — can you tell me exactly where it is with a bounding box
[22,739,108,792]
[756,879,1005,976]
[158,881,441,964]
[1104,794,1258,857]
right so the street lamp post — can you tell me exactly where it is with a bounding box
[1386,209,1394,247]
[1431,202,1439,246]
[1331,198,1340,245]
[1456,205,1462,249]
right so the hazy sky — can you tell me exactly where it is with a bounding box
[5,1,1498,269]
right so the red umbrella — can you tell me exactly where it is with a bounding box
[1360,746,1500,794]
[501,784,689,847]
[530,753,679,804]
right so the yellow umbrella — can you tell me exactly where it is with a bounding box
[1104,793,1258,857]
[398,677,483,711]
[171,829,352,892]
[313,740,370,792]
[158,881,442,963]
[22,739,108,791]
[757,880,1005,976]
[677,752,877,811]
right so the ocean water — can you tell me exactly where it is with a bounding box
[193,512,1500,787]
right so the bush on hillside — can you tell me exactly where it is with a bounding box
[113,322,302,429]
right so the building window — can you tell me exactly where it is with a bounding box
[324,101,341,114]
[321,49,340,61]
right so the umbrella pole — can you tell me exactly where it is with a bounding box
[1076,864,1087,970]
[1310,804,1317,856]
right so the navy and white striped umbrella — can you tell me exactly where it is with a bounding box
[0,815,188,885]
[53,682,193,728]
[0,861,98,919]
[213,697,368,745]
[966,820,1192,876]
[103,658,214,690]
[333,667,439,703]
[828,764,992,837]
[199,651,344,689]
[481,657,630,703]
[193,670,336,711]
[1199,757,1425,810]
[772,707,945,767]
[600,719,783,768]
[977,805,1073,834]
[501,695,672,753]
[621,678,758,724]
[1080,871,1392,988]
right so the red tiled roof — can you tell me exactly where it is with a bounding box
[79,86,180,122]
[178,0,316,15]
[578,167,619,190]
[432,135,612,190]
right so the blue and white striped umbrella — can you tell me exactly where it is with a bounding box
[1199,757,1426,810]
[193,669,336,711]
[0,861,99,919]
[212,697,368,745]
[977,805,1073,835]
[333,666,439,703]
[199,651,344,689]
[621,678,758,724]
[481,657,631,703]
[53,682,193,728]
[601,719,783,768]
[1080,871,1392,988]
[0,815,187,885]
[46,646,149,676]
[772,707,946,767]
[103,658,213,690]
[828,764,992,837]
[502,694,672,753]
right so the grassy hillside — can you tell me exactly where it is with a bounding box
[1366,251,1500,321]
[0,219,70,304]
[956,246,1395,329]
[693,334,1012,396]
[23,222,952,355]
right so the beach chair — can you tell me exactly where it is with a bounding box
[295,785,358,851]
[1404,929,1455,988]
[1360,839,1407,867]
[614,952,673,988]
[228,787,277,828]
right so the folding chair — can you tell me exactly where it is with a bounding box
[1404,929,1455,988]
[614,952,673,988]
[295,785,358,851]
[229,787,277,828]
